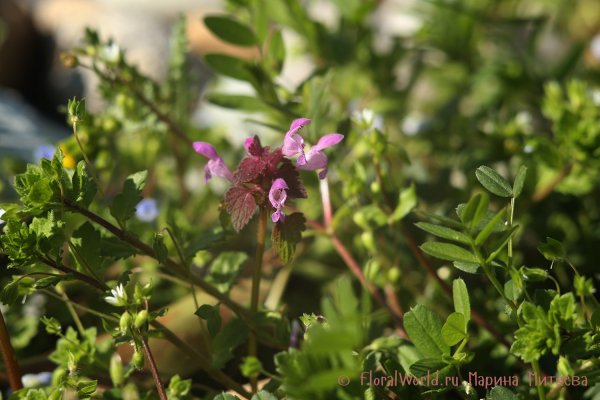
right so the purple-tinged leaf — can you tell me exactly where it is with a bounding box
[224,186,257,232]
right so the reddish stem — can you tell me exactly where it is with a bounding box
[0,309,22,391]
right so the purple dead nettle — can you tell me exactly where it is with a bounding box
[193,118,344,231]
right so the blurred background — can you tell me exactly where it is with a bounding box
[2,0,600,398]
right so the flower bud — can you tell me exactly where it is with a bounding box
[133,351,145,370]
[120,312,132,334]
[60,53,79,68]
[520,267,548,282]
[134,310,148,329]
[388,267,401,283]
[110,353,124,387]
[361,231,377,253]
[240,357,263,378]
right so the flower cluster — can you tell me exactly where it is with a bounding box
[193,119,343,231]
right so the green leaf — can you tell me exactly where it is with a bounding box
[354,205,388,230]
[475,166,512,197]
[184,231,226,258]
[452,259,506,274]
[28,179,54,206]
[460,193,489,229]
[51,147,65,180]
[504,278,521,302]
[474,207,506,246]
[441,313,466,346]
[111,171,148,223]
[513,166,527,199]
[391,184,417,222]
[537,237,566,261]
[213,394,239,400]
[72,161,96,207]
[486,226,520,263]
[409,358,455,387]
[415,222,470,245]
[456,205,506,232]
[205,93,270,112]
[251,391,278,400]
[206,252,249,294]
[420,242,478,263]
[152,234,168,263]
[204,16,257,46]
[204,54,255,83]
[404,304,450,358]
[211,319,251,369]
[272,212,305,264]
[267,29,285,73]
[489,386,519,400]
[0,281,19,306]
[100,237,140,260]
[453,278,471,328]
[414,209,464,229]
[71,222,102,270]
[34,274,72,289]
[194,304,222,339]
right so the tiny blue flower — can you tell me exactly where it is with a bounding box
[22,371,52,388]
[135,198,158,222]
[34,144,56,162]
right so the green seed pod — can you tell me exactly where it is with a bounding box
[361,231,377,253]
[520,266,548,282]
[133,351,145,370]
[120,312,132,334]
[134,310,148,329]
[110,353,124,387]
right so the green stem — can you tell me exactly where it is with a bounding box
[548,275,561,294]
[43,289,119,322]
[249,207,268,394]
[72,122,126,232]
[59,180,66,223]
[68,240,107,290]
[508,197,515,271]
[531,360,548,400]
[56,285,86,338]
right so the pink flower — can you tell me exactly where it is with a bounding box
[193,142,234,184]
[281,118,311,165]
[296,134,344,179]
[269,178,288,223]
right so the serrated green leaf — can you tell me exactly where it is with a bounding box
[272,212,305,264]
[441,312,466,346]
[476,166,512,197]
[391,184,417,222]
[111,171,148,223]
[71,222,102,270]
[100,237,141,260]
[420,242,478,263]
[504,278,521,302]
[211,319,251,369]
[184,231,226,258]
[460,193,489,229]
[28,179,54,206]
[415,222,470,245]
[213,394,239,400]
[34,275,72,289]
[453,278,471,328]
[475,207,506,246]
[204,16,257,46]
[489,386,519,400]
[206,252,249,294]
[0,281,19,306]
[404,304,450,358]
[414,209,464,229]
[513,166,527,199]
[486,226,520,263]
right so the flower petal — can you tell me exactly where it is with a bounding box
[207,158,234,183]
[244,137,254,155]
[272,210,286,223]
[313,134,344,152]
[193,142,220,160]
[319,168,329,180]
[272,178,289,190]
[282,132,305,157]
[288,118,311,134]
[269,178,288,208]
[296,150,327,171]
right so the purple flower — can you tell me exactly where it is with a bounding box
[269,178,288,223]
[296,134,344,179]
[34,144,56,162]
[135,198,158,222]
[193,142,234,184]
[281,118,311,165]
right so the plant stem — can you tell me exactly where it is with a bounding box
[72,122,126,232]
[64,201,250,319]
[249,207,268,393]
[42,290,119,322]
[0,309,22,391]
[566,258,600,307]
[508,197,515,272]
[548,275,561,294]
[58,332,109,369]
[37,256,107,291]
[140,335,168,400]
[56,285,86,337]
[531,360,548,400]
[67,240,106,289]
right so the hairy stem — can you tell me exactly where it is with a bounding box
[0,309,22,391]
[140,334,168,400]
[73,122,126,231]
[249,207,268,393]
[56,285,86,337]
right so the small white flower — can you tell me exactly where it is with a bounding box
[351,109,376,131]
[0,209,5,224]
[524,144,534,154]
[105,284,127,306]
[102,43,121,64]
